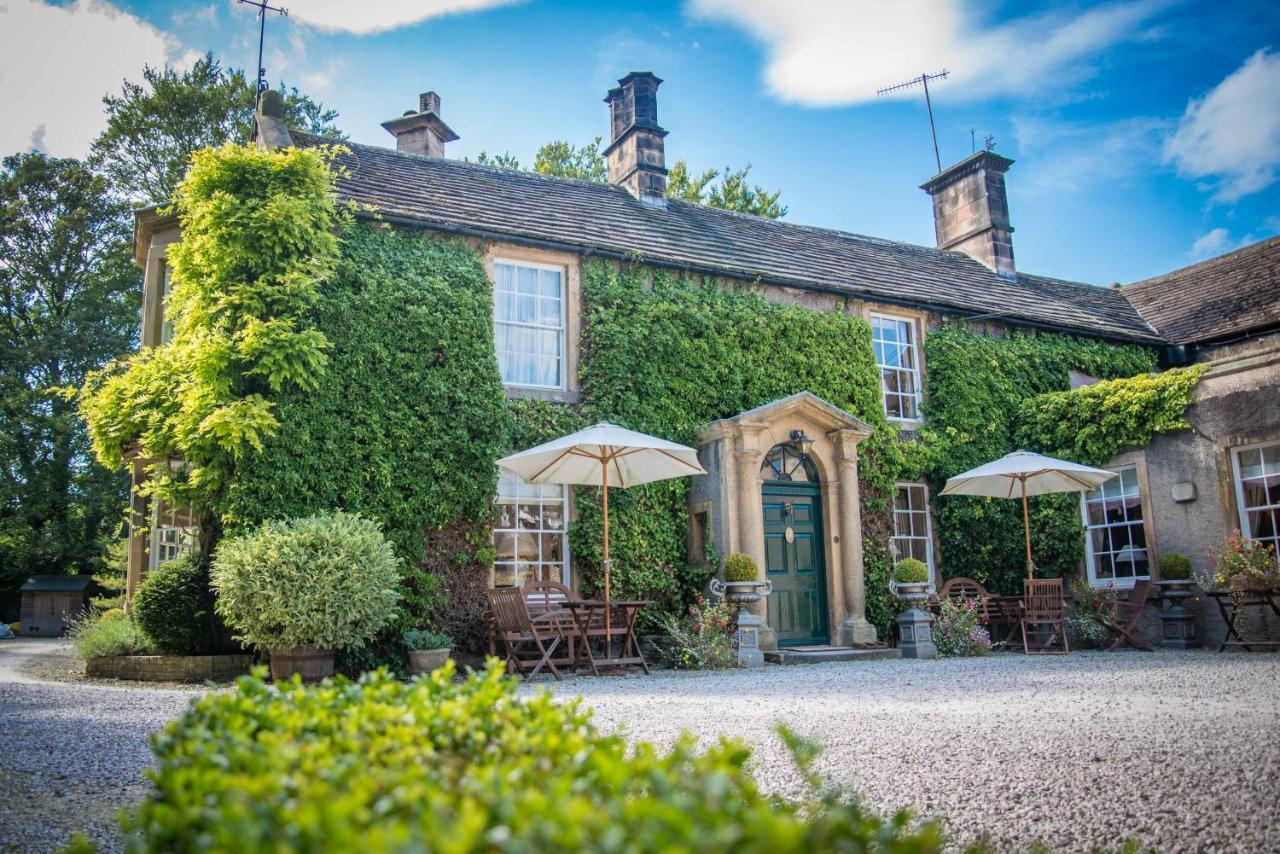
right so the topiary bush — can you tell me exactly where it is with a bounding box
[212,511,402,652]
[1158,552,1192,581]
[133,553,232,655]
[124,661,948,852]
[892,558,930,585]
[722,552,758,582]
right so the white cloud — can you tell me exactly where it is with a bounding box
[1188,227,1231,259]
[287,0,523,35]
[0,0,193,159]
[686,0,1166,107]
[1163,48,1280,202]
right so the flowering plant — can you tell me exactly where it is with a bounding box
[930,598,991,657]
[1205,532,1280,592]
[1066,578,1119,648]
[657,595,737,670]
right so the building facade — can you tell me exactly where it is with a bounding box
[126,74,1279,649]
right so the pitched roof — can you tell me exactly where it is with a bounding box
[293,133,1162,343]
[1122,236,1280,345]
[20,574,94,592]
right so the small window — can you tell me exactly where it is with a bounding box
[761,444,819,482]
[891,482,935,579]
[871,314,922,421]
[493,260,565,389]
[149,502,197,570]
[159,259,175,344]
[1233,442,1280,557]
[494,471,569,588]
[689,507,712,566]
[1081,466,1150,587]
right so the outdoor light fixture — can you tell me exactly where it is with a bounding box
[789,428,814,456]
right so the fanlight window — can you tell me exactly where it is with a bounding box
[761,444,819,483]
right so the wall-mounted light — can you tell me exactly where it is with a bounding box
[789,428,814,456]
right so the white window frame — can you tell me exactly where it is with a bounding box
[493,471,571,589]
[148,503,197,571]
[870,313,923,423]
[493,258,567,391]
[1231,440,1280,557]
[1080,465,1150,589]
[890,481,936,587]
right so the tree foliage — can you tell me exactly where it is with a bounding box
[0,152,138,596]
[90,53,343,205]
[533,136,609,182]
[79,143,347,544]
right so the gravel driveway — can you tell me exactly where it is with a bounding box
[2,642,1277,852]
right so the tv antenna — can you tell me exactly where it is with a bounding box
[876,69,950,173]
[239,0,288,95]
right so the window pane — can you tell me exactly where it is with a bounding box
[1239,449,1263,480]
[493,469,569,587]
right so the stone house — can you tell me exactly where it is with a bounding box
[127,73,1278,650]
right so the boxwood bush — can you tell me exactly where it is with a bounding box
[125,661,947,852]
[133,554,232,655]
[212,511,401,651]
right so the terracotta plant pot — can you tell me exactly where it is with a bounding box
[268,645,335,682]
[407,648,452,676]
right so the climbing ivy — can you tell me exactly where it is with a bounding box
[917,324,1159,593]
[571,262,907,633]
[1018,366,1206,466]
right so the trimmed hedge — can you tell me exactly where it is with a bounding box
[132,554,230,655]
[125,662,948,852]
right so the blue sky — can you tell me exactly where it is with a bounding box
[4,1,1278,285]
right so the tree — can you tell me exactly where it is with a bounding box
[504,137,787,218]
[0,153,140,596]
[89,53,343,205]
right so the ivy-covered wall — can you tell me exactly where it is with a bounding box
[917,325,1159,593]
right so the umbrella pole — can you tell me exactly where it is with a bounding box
[1020,475,1034,579]
[602,457,611,646]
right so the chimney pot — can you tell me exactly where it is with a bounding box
[920,151,1017,280]
[381,89,459,158]
[603,72,668,206]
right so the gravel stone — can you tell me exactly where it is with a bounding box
[2,640,1277,852]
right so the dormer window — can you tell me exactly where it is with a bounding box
[494,259,565,389]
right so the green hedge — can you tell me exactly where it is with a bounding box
[124,662,947,852]
[132,554,232,655]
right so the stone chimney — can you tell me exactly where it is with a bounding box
[920,151,1016,280]
[603,72,668,206]
[381,91,459,157]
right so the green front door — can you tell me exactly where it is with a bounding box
[761,445,828,645]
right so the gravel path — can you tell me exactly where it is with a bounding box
[533,651,1280,852]
[1,643,1277,852]
[0,639,202,853]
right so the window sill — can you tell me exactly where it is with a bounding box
[504,385,581,405]
[1088,576,1149,590]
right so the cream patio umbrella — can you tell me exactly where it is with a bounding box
[940,450,1117,578]
[496,423,706,631]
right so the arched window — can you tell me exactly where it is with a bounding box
[761,444,819,483]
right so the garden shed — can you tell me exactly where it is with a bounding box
[19,575,95,636]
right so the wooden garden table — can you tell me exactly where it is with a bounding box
[984,595,1025,651]
[561,600,651,675]
[1206,589,1280,652]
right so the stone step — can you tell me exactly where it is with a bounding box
[763,645,902,665]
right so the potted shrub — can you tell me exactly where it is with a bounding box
[713,552,770,604]
[892,558,931,604]
[212,512,402,682]
[1154,551,1199,649]
[1156,552,1195,596]
[404,630,453,675]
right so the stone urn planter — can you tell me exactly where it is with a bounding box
[894,581,932,604]
[407,647,452,676]
[1155,579,1199,649]
[892,559,936,659]
[268,645,335,682]
[712,579,772,605]
[709,566,772,668]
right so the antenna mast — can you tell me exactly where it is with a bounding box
[238,0,288,95]
[876,69,950,173]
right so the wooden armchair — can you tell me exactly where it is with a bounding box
[486,588,567,681]
[1021,578,1069,655]
[934,576,990,605]
[1097,579,1154,651]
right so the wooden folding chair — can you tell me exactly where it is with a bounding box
[487,588,567,680]
[1098,579,1154,651]
[1021,578,1069,654]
